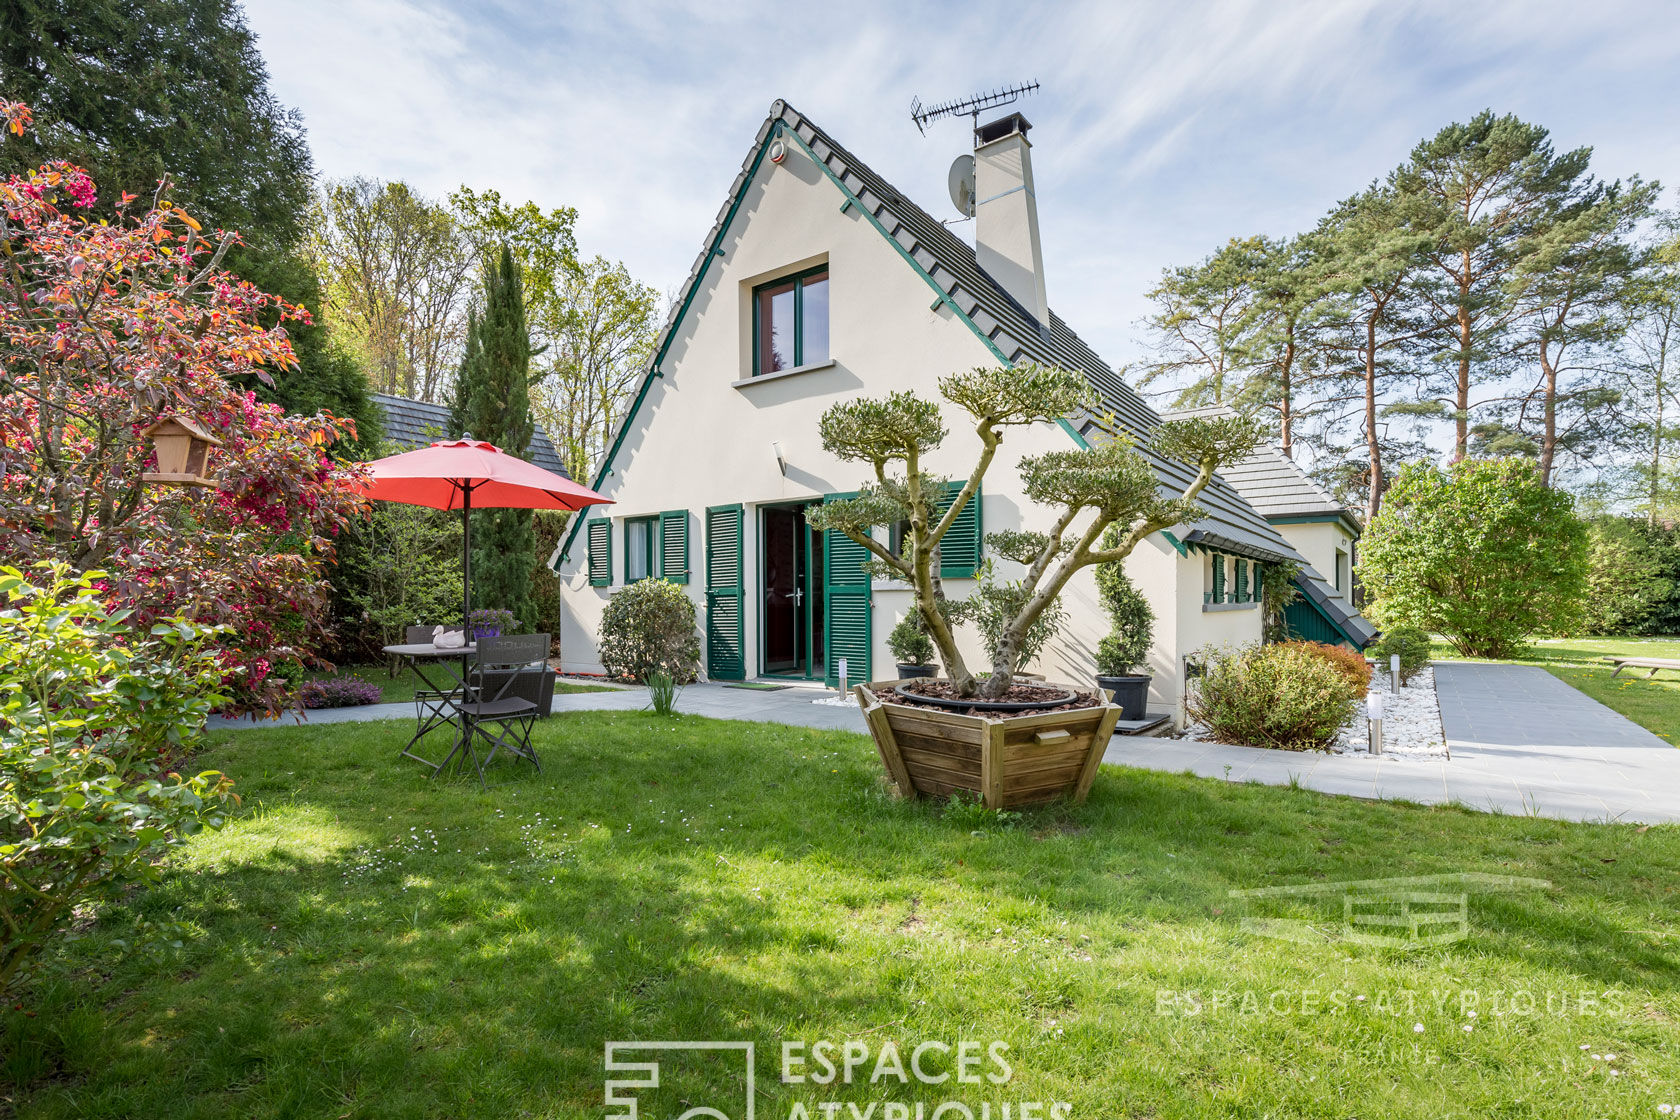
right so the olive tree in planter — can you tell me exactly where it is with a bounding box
[1093,532,1156,719]
[806,362,1262,807]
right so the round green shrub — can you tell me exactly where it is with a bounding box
[1187,643,1358,751]
[598,578,700,683]
[1368,625,1432,684]
[886,614,935,666]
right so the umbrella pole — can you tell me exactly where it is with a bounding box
[461,481,472,630]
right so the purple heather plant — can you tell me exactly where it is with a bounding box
[299,677,384,709]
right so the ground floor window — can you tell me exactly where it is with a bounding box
[625,516,656,582]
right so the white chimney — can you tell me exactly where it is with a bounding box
[972,113,1049,330]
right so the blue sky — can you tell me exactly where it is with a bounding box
[245,0,1679,371]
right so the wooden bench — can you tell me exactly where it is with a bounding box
[1602,656,1680,680]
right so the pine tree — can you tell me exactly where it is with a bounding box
[454,245,538,629]
[1396,112,1592,463]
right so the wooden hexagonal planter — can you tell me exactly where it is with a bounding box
[854,680,1123,809]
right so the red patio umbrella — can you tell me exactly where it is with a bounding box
[361,437,612,627]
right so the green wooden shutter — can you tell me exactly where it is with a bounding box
[935,481,982,579]
[659,510,689,584]
[1235,556,1249,603]
[823,491,872,688]
[587,520,611,587]
[704,505,744,680]
[1211,551,1225,604]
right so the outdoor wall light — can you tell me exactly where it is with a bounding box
[772,440,787,476]
[140,414,223,488]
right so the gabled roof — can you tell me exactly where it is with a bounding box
[1166,406,1358,530]
[561,99,1303,565]
[372,392,570,478]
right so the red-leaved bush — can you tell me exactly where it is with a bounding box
[0,102,367,714]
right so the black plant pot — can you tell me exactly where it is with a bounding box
[896,663,937,679]
[1096,673,1151,720]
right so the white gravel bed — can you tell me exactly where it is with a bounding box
[1329,666,1447,758]
[1183,666,1448,759]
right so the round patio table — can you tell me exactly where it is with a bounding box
[384,641,478,778]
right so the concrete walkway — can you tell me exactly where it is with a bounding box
[208,681,870,735]
[210,665,1679,825]
[1102,662,1680,824]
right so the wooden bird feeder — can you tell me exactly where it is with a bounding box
[141,414,224,488]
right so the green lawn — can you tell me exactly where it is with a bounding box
[5,713,1678,1118]
[302,663,618,706]
[1431,636,1680,747]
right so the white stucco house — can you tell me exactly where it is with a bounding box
[550,100,1369,718]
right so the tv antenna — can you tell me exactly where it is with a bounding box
[910,80,1040,136]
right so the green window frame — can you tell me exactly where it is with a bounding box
[587,520,612,587]
[752,264,829,375]
[658,510,690,584]
[624,516,657,583]
[884,481,982,579]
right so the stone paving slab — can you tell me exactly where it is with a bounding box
[208,681,868,734]
[1104,663,1680,824]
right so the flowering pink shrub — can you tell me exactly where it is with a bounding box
[0,103,367,715]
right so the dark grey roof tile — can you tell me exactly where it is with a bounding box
[371,393,570,479]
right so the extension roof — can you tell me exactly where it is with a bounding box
[373,392,570,479]
[1296,566,1380,648]
[1166,406,1358,530]
[562,99,1304,565]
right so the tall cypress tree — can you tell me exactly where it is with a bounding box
[455,245,537,629]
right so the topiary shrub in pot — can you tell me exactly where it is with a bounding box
[598,578,701,683]
[1093,531,1155,718]
[886,614,937,679]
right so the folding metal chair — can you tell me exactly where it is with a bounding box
[400,624,466,762]
[456,633,550,785]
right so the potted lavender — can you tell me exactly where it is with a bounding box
[468,608,518,641]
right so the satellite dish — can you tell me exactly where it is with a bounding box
[947,153,975,218]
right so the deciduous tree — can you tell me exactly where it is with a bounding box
[308,178,475,402]
[1360,459,1588,657]
[0,129,365,713]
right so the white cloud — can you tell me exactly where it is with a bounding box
[245,0,1680,365]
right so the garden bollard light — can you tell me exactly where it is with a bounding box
[838,657,849,697]
[1391,653,1401,693]
[1367,692,1384,756]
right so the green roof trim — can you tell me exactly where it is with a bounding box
[1269,512,1362,537]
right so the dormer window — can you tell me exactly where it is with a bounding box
[753,266,828,375]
